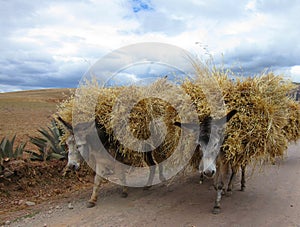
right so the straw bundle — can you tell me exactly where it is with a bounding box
[283,100,300,142]
[218,73,298,167]
[57,69,300,171]
[57,78,197,167]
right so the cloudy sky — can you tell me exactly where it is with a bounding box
[1,0,300,92]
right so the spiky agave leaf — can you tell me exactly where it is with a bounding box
[27,119,67,161]
[14,142,26,159]
[0,135,26,162]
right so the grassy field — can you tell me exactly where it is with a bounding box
[0,88,74,151]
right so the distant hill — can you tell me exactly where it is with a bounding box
[0,88,74,103]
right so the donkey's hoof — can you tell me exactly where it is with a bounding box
[87,201,96,208]
[212,206,221,214]
[121,192,128,198]
[143,186,152,190]
[226,189,233,196]
[159,177,167,182]
[241,186,246,191]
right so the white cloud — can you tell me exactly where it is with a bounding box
[289,66,300,82]
[1,0,300,91]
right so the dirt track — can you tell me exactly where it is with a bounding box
[5,142,300,226]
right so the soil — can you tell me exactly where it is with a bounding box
[0,142,298,226]
[0,160,94,215]
[0,89,73,151]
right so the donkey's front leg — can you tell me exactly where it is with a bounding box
[120,170,128,198]
[213,181,224,214]
[87,174,103,208]
[212,160,229,214]
[144,164,166,190]
[199,172,204,184]
[144,165,156,189]
[115,164,128,197]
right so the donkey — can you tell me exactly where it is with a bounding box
[175,109,245,214]
[58,117,166,208]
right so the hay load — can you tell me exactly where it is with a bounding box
[57,77,198,168]
[217,73,298,167]
[283,100,300,142]
[57,69,300,170]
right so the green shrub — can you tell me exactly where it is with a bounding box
[27,119,67,161]
[0,135,26,172]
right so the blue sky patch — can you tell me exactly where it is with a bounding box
[131,0,153,13]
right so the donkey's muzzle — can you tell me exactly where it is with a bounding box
[62,163,80,176]
[203,170,215,178]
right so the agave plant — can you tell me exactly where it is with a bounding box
[0,135,26,173]
[27,119,67,161]
[0,135,26,161]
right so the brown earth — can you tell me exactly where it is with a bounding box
[0,89,300,226]
[0,89,73,151]
[0,89,93,221]
[0,142,299,227]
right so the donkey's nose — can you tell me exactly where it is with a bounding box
[204,170,215,178]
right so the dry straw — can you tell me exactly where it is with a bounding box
[57,64,300,170]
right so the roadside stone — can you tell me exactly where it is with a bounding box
[5,220,11,225]
[24,218,30,223]
[25,201,36,206]
[68,203,74,209]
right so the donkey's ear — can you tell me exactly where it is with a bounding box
[215,109,237,125]
[56,115,73,132]
[74,120,95,133]
[225,109,237,121]
[174,122,199,131]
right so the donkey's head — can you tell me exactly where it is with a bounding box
[63,134,83,174]
[175,110,237,178]
[58,116,114,176]
[57,116,94,174]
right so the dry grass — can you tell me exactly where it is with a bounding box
[57,78,198,167]
[57,69,300,170]
[218,73,297,167]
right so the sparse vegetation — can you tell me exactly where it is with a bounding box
[27,119,67,161]
[0,135,26,166]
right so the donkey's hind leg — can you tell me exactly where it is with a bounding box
[227,165,237,195]
[87,174,103,208]
[144,152,156,190]
[114,164,128,198]
[241,165,246,191]
[158,164,166,182]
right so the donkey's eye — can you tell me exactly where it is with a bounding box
[76,144,83,151]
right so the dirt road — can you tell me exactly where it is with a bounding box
[7,142,300,227]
